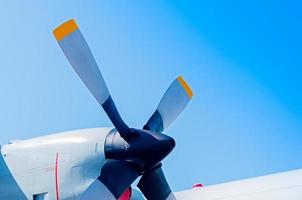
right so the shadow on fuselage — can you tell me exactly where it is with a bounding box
[0,145,27,199]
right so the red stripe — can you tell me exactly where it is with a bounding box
[192,183,203,188]
[55,153,60,200]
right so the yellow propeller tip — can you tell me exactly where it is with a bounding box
[177,76,193,99]
[53,19,78,41]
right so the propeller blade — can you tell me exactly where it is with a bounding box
[98,160,139,199]
[53,19,129,136]
[138,166,175,200]
[144,76,193,132]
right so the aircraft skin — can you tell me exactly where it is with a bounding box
[0,128,110,200]
[1,128,302,200]
[174,169,302,200]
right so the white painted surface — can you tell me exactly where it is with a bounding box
[58,29,110,106]
[175,169,302,200]
[80,180,115,200]
[0,128,111,200]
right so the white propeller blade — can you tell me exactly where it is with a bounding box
[53,19,109,104]
[144,76,193,132]
[53,19,129,135]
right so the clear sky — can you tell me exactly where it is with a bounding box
[0,0,301,191]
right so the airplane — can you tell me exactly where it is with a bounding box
[0,19,301,200]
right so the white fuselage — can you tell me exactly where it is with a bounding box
[0,128,111,200]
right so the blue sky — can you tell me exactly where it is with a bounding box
[0,0,301,191]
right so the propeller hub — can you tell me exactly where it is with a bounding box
[105,128,175,173]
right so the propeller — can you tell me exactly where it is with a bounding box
[53,19,129,137]
[53,19,193,200]
[144,75,193,133]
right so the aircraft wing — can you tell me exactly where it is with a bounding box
[174,169,302,200]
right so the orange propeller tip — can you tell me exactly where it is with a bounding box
[177,76,193,99]
[53,19,78,41]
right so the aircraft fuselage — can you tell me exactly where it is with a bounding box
[0,128,111,200]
